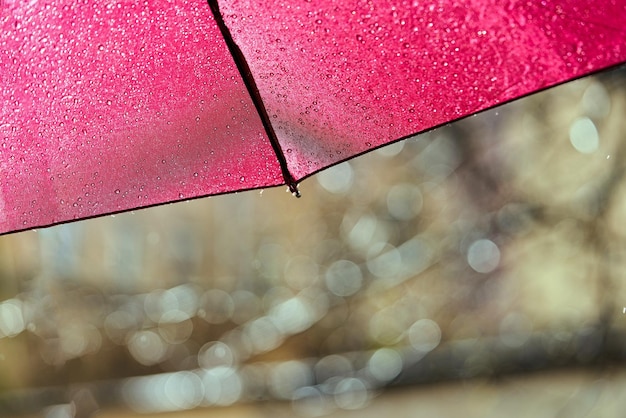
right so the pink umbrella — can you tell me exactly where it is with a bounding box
[2,0,625,234]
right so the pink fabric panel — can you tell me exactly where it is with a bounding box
[219,0,626,180]
[0,0,282,233]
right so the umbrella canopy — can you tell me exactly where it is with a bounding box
[1,0,625,234]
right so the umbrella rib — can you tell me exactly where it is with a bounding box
[208,0,301,197]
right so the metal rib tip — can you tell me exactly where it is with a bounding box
[289,182,301,198]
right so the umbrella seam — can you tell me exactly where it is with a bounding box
[207,0,301,197]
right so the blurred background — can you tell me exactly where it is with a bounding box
[1,66,626,417]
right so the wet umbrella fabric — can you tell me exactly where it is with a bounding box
[1,0,625,234]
